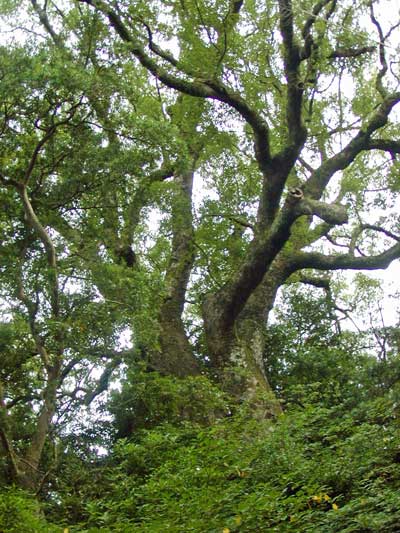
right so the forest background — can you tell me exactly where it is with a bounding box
[1,0,400,531]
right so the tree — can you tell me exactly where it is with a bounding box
[1,0,400,489]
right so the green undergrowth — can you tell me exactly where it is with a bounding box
[0,487,63,532]
[36,384,400,533]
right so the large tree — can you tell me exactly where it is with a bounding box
[1,0,400,489]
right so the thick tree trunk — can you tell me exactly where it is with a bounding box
[222,327,282,417]
[204,260,295,415]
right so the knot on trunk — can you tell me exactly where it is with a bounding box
[288,187,304,203]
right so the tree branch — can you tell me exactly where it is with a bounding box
[203,189,307,333]
[369,3,388,98]
[328,45,376,59]
[366,138,400,156]
[255,0,310,228]
[0,384,21,482]
[300,0,334,60]
[77,0,271,171]
[305,92,400,198]
[291,240,400,272]
[140,18,179,68]
[24,126,57,183]
[30,0,63,46]
[278,0,307,150]
[298,274,330,289]
[204,212,255,231]
[360,223,400,243]
[83,357,122,406]
[302,198,348,225]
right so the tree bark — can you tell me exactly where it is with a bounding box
[150,168,202,376]
[204,259,296,415]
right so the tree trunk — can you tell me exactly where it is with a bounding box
[204,259,295,415]
[0,363,60,492]
[149,167,202,377]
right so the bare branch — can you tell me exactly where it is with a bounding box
[369,2,388,98]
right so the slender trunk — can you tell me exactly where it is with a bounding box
[149,168,201,376]
[0,362,60,492]
[21,364,60,490]
[3,185,64,492]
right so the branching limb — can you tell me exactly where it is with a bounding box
[203,189,308,333]
[298,274,330,289]
[361,224,400,242]
[30,0,63,46]
[349,223,400,255]
[14,246,52,369]
[278,0,307,150]
[204,212,255,231]
[369,2,388,98]
[19,186,61,324]
[24,126,57,183]
[139,18,179,68]
[0,383,21,482]
[305,92,400,198]
[298,156,315,174]
[366,138,400,156]
[300,0,334,60]
[256,0,309,228]
[216,0,244,68]
[77,0,271,172]
[291,240,400,272]
[19,187,57,270]
[83,356,122,406]
[328,45,376,59]
[204,186,348,337]
[301,198,348,225]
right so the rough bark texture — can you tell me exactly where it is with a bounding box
[150,169,202,376]
[205,259,295,414]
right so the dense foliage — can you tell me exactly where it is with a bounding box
[1,0,400,530]
[2,314,400,531]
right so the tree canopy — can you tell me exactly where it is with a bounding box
[1,0,400,529]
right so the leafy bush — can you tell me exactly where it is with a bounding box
[61,385,400,532]
[109,369,229,436]
[0,487,62,532]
